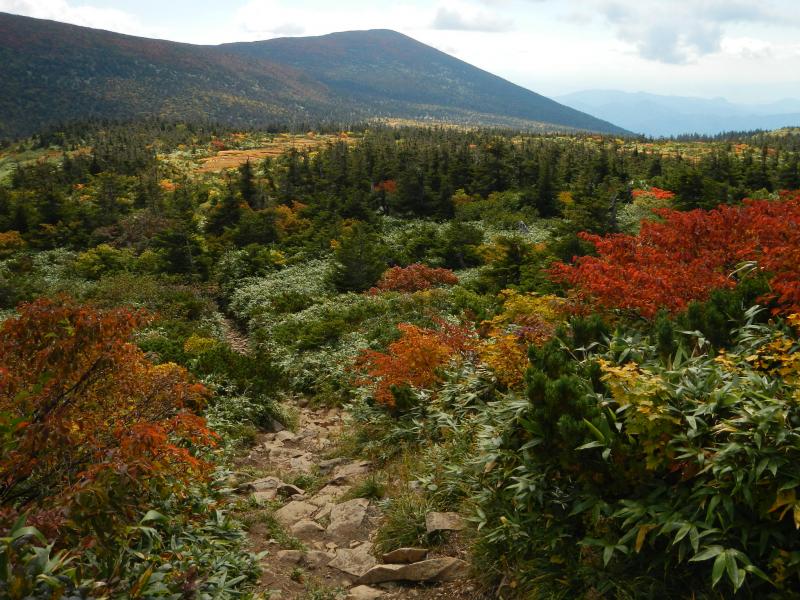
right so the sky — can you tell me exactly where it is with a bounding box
[2,0,800,104]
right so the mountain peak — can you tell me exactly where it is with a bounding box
[0,12,627,139]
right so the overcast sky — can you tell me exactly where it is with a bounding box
[3,0,800,103]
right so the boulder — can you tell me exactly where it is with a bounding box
[357,557,470,584]
[274,501,317,527]
[425,512,465,533]
[326,498,369,541]
[328,542,377,577]
[381,548,428,564]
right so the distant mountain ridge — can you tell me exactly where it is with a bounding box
[0,13,627,139]
[557,90,800,137]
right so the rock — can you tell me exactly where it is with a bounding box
[269,418,286,433]
[276,550,303,564]
[318,457,348,473]
[252,490,277,503]
[310,484,351,507]
[348,585,385,599]
[328,542,377,578]
[276,430,298,442]
[425,512,465,533]
[242,475,283,493]
[269,447,306,461]
[325,542,338,550]
[314,502,334,521]
[274,501,317,527]
[381,548,428,564]
[358,557,470,584]
[329,461,372,484]
[267,590,283,599]
[279,483,305,496]
[289,455,316,473]
[326,498,369,540]
[291,519,326,537]
[304,550,335,569]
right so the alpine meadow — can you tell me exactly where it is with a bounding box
[2,3,800,600]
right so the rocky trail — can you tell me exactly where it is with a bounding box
[232,405,484,600]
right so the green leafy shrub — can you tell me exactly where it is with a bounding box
[469,310,800,597]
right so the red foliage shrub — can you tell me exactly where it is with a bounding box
[355,320,475,407]
[0,297,215,534]
[373,263,459,293]
[551,191,800,318]
[631,187,676,201]
[373,179,397,194]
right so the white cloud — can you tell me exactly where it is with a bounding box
[432,1,514,32]
[0,0,153,35]
[432,6,513,33]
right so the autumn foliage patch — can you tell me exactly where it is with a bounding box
[551,191,800,318]
[355,320,475,407]
[0,297,215,536]
[373,263,459,293]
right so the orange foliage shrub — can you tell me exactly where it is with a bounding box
[0,230,25,257]
[373,263,459,293]
[0,297,214,534]
[479,291,568,388]
[356,320,475,407]
[551,191,800,318]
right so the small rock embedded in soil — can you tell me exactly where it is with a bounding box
[348,585,386,599]
[276,549,303,564]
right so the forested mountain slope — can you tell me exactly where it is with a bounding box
[0,12,626,138]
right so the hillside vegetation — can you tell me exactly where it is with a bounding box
[2,122,800,599]
[0,12,626,140]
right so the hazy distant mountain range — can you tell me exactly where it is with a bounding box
[556,90,800,137]
[0,12,626,139]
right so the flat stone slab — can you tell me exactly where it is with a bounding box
[326,498,369,541]
[304,550,335,569]
[381,548,428,564]
[329,461,372,484]
[348,585,385,599]
[328,542,377,578]
[290,518,325,537]
[425,511,466,533]
[274,501,317,527]
[358,557,470,585]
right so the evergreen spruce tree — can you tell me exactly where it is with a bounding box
[329,221,387,292]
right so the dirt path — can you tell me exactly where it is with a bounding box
[233,405,485,600]
[217,308,484,599]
